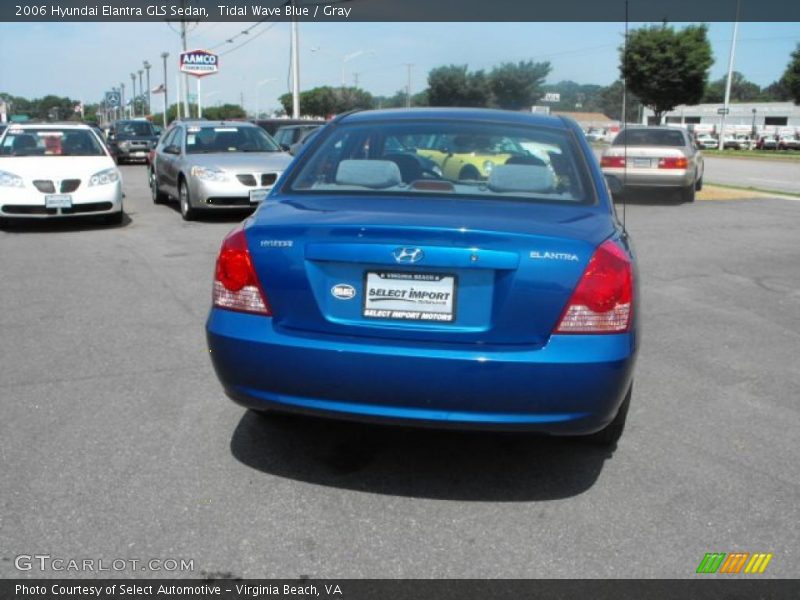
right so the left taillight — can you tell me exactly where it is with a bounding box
[554,239,633,334]
[212,227,271,315]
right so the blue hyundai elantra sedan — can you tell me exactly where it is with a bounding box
[206,108,638,445]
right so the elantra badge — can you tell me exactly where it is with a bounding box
[331,284,356,300]
[393,247,424,264]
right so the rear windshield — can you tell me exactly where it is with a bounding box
[116,121,155,137]
[613,129,686,147]
[0,128,106,157]
[288,121,591,204]
[185,126,281,154]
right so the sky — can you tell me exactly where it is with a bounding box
[0,21,797,113]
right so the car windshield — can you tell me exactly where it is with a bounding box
[613,129,686,147]
[185,125,281,154]
[288,120,590,204]
[0,128,106,157]
[116,121,155,136]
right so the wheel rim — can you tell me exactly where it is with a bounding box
[180,185,188,215]
[150,172,157,200]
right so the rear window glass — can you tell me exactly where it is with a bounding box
[613,129,686,147]
[0,128,106,157]
[116,121,155,136]
[288,121,591,204]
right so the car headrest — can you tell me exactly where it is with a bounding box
[335,160,402,189]
[487,164,555,194]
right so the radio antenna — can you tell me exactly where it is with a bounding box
[621,0,629,232]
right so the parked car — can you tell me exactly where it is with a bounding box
[694,134,718,150]
[149,120,292,220]
[585,129,606,142]
[756,135,778,150]
[415,133,534,180]
[287,127,322,156]
[206,108,639,445]
[721,135,742,150]
[107,119,160,164]
[601,126,704,202]
[777,135,800,151]
[252,118,326,137]
[0,122,123,225]
[273,123,324,151]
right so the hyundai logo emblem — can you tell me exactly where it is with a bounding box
[392,247,424,264]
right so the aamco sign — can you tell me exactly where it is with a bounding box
[180,50,219,77]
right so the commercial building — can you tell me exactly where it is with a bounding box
[643,102,800,135]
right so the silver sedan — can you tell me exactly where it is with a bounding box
[600,126,704,203]
[149,120,293,220]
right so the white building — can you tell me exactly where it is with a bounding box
[642,102,800,135]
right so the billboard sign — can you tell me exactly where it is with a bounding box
[180,50,219,77]
[543,93,561,103]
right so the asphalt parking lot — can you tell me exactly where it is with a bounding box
[1,165,799,579]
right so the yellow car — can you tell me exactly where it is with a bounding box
[415,134,525,181]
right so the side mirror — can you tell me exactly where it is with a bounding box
[604,174,623,195]
[164,144,180,155]
[280,143,291,152]
[107,133,115,141]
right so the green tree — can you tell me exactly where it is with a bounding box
[279,86,374,117]
[702,71,761,103]
[621,23,713,123]
[599,80,642,122]
[488,60,551,110]
[760,79,792,102]
[427,65,491,107]
[779,43,800,104]
[203,104,247,120]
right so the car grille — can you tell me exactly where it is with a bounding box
[31,180,82,193]
[61,179,81,193]
[235,173,279,187]
[33,180,56,193]
[205,197,254,206]
[236,174,257,186]
[1,202,112,215]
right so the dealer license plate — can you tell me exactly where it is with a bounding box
[249,189,270,203]
[45,194,72,208]
[363,271,456,322]
[632,158,652,168]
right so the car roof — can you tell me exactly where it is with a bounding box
[6,122,91,130]
[337,107,571,129]
[179,120,259,128]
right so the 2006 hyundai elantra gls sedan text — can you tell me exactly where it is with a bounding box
[206,108,639,445]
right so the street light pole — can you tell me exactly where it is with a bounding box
[143,61,152,115]
[719,0,741,150]
[161,52,169,128]
[291,2,300,118]
[120,82,125,119]
[138,70,144,116]
[130,73,136,117]
[751,108,757,140]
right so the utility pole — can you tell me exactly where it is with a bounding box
[719,0,741,150]
[404,64,413,107]
[353,72,360,88]
[143,61,152,115]
[180,0,190,118]
[290,1,300,118]
[161,52,169,127]
[138,70,144,115]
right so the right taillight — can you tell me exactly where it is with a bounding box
[600,156,626,168]
[212,226,271,315]
[555,240,633,334]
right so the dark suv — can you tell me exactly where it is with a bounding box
[108,120,160,164]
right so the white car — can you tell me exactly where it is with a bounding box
[694,134,718,150]
[0,123,123,225]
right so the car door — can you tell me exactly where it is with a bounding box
[162,127,185,196]
[154,127,177,194]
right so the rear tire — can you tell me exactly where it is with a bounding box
[682,183,696,203]
[179,179,197,221]
[582,385,631,446]
[150,169,168,204]
[695,175,703,191]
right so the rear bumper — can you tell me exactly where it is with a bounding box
[602,167,694,188]
[206,309,637,434]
